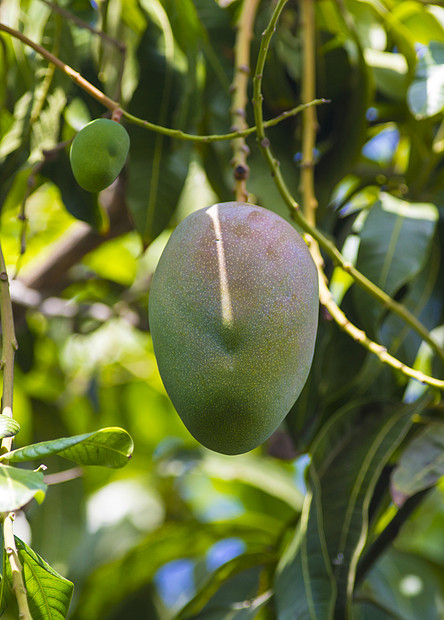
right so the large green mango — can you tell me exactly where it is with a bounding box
[148,202,319,455]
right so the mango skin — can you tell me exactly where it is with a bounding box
[70,118,130,192]
[149,202,319,455]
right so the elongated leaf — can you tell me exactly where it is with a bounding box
[354,193,438,335]
[311,398,428,617]
[0,417,20,439]
[275,467,336,620]
[391,422,444,507]
[407,42,444,119]
[126,2,191,244]
[0,465,46,512]
[4,538,73,620]
[2,427,134,468]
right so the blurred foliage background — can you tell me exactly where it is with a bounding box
[1,0,444,618]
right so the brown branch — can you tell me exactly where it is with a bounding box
[230,0,261,201]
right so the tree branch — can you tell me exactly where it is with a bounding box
[230,0,261,201]
[2,514,32,620]
[0,22,323,145]
[252,0,444,388]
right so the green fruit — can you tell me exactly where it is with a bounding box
[69,118,130,192]
[148,202,319,455]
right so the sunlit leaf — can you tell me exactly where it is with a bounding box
[0,465,46,512]
[2,427,134,469]
[0,417,20,439]
[4,538,73,620]
[408,42,444,118]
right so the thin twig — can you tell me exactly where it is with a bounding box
[252,0,444,387]
[230,0,261,201]
[300,0,318,227]
[0,244,18,455]
[2,514,32,620]
[0,22,323,144]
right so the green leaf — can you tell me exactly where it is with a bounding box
[0,528,13,616]
[6,538,73,620]
[0,466,46,512]
[0,417,20,439]
[312,398,428,617]
[354,193,438,336]
[407,42,444,118]
[364,49,408,102]
[2,427,134,469]
[126,2,191,244]
[274,468,337,620]
[391,422,444,507]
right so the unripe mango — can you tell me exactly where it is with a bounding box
[69,118,130,192]
[149,202,319,455]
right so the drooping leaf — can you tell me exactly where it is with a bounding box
[354,193,438,336]
[4,537,73,620]
[274,467,336,620]
[0,417,20,439]
[311,398,428,617]
[391,422,444,507]
[125,1,192,244]
[1,427,134,468]
[0,465,46,512]
[407,42,444,119]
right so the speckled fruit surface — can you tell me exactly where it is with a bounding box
[148,202,319,455]
[70,118,130,192]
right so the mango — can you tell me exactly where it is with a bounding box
[69,118,130,192]
[148,202,319,455]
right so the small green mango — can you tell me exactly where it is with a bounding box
[69,118,130,192]
[148,202,319,455]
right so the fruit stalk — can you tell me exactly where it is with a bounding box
[230,0,261,201]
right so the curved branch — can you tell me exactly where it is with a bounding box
[252,0,444,387]
[0,22,324,144]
